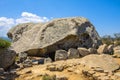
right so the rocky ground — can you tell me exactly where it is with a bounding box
[0,54,120,80]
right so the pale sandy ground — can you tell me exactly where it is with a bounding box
[15,58,120,80]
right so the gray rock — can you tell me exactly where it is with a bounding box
[107,44,114,54]
[0,68,4,74]
[55,50,68,61]
[67,48,79,59]
[80,54,119,72]
[97,44,108,54]
[78,47,90,57]
[56,75,68,80]
[23,57,32,68]
[44,57,52,64]
[46,64,57,71]
[0,49,16,69]
[18,52,27,63]
[8,17,101,56]
[88,48,97,54]
[7,23,37,42]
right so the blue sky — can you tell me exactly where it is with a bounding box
[0,0,120,37]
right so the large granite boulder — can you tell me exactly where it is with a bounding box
[0,49,16,69]
[80,54,119,72]
[7,17,101,56]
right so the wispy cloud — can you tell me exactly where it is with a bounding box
[0,12,49,37]
[16,12,49,24]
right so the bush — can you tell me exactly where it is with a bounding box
[42,74,56,80]
[101,35,114,45]
[0,38,11,49]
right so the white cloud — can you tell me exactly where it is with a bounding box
[0,17,15,37]
[0,12,49,37]
[16,12,49,24]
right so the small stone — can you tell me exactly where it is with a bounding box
[32,61,39,65]
[56,66,64,71]
[47,64,56,71]
[0,68,4,74]
[56,75,68,80]
[88,70,95,75]
[94,67,104,72]
[74,70,80,74]
[25,70,32,74]
[44,57,52,64]
[98,76,109,80]
[67,68,74,72]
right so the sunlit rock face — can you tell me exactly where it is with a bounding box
[7,17,101,56]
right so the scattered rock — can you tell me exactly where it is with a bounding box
[0,49,16,69]
[67,68,74,72]
[44,57,52,64]
[97,44,108,54]
[55,50,68,61]
[23,57,32,68]
[107,44,114,54]
[46,64,56,71]
[18,52,27,63]
[88,48,97,54]
[78,47,90,57]
[67,48,79,59]
[56,75,68,80]
[0,68,4,75]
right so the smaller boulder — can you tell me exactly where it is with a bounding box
[18,52,27,63]
[0,68,4,75]
[55,50,68,61]
[67,48,79,59]
[97,44,108,54]
[77,47,90,57]
[23,57,32,68]
[88,48,97,54]
[44,57,52,64]
[107,45,114,54]
[0,49,16,69]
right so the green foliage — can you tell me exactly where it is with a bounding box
[101,33,120,46]
[42,75,56,80]
[101,35,114,45]
[0,38,11,49]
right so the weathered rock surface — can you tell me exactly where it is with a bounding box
[107,44,114,54]
[67,48,79,59]
[78,47,90,57]
[88,48,97,54]
[7,23,37,42]
[0,49,16,69]
[97,44,108,54]
[8,17,101,56]
[80,54,119,72]
[55,50,68,61]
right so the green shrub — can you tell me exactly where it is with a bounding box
[42,74,56,80]
[0,38,11,49]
